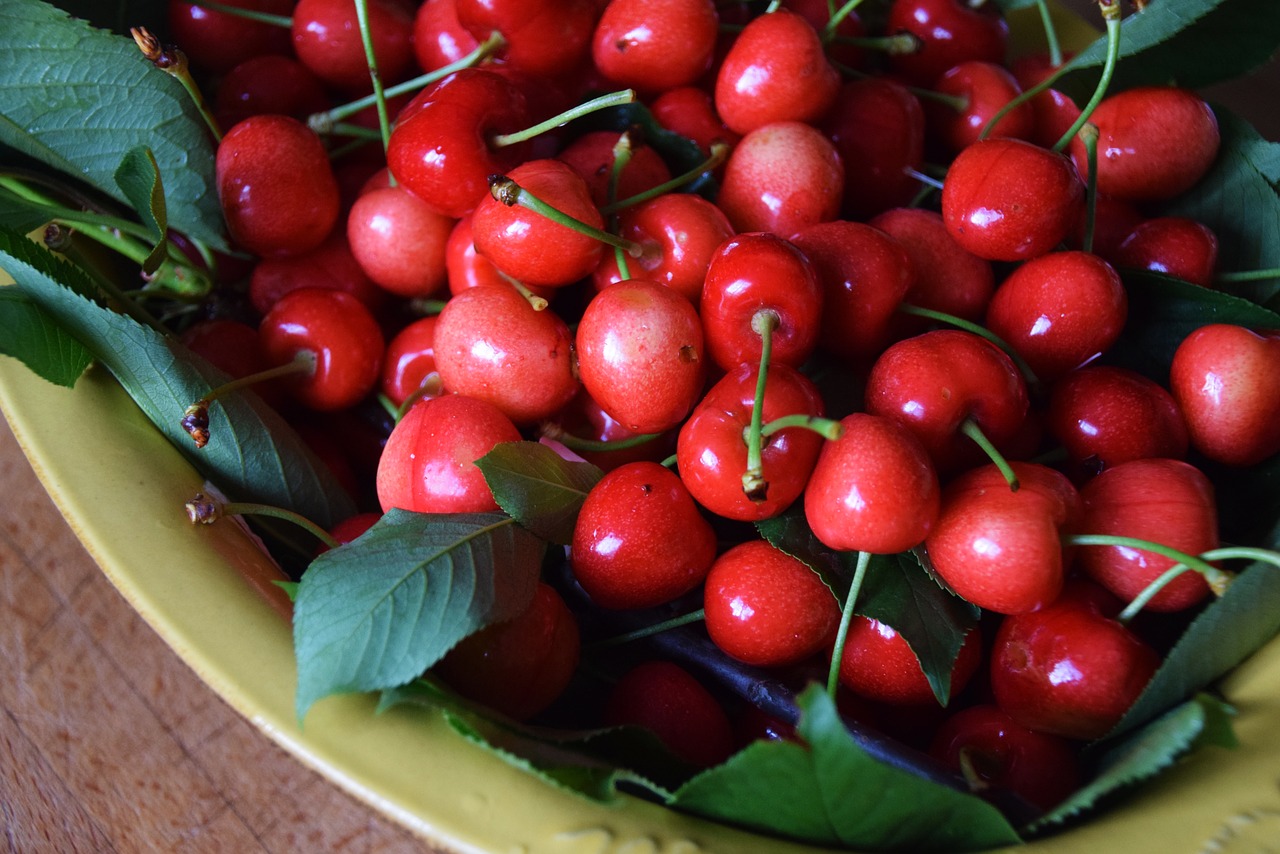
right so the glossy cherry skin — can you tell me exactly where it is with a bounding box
[1111,216,1219,288]
[942,137,1085,263]
[700,232,823,372]
[168,0,293,74]
[257,288,384,411]
[929,704,1082,810]
[1170,324,1280,466]
[445,212,514,294]
[676,363,826,521]
[990,583,1161,740]
[984,250,1127,382]
[386,69,532,219]
[1010,53,1082,151]
[821,78,925,221]
[433,285,578,425]
[455,0,599,78]
[604,661,735,768]
[547,387,677,473]
[714,9,840,135]
[571,462,717,610]
[1046,366,1189,479]
[556,130,673,209]
[412,0,480,73]
[346,185,454,298]
[212,55,330,129]
[1069,86,1220,203]
[704,539,840,667]
[835,620,982,706]
[716,121,844,236]
[380,315,439,409]
[292,0,414,93]
[783,0,866,70]
[376,393,522,515]
[885,0,1009,86]
[248,231,385,316]
[1078,459,1218,612]
[591,0,719,93]
[217,115,340,259]
[650,86,742,167]
[929,61,1035,155]
[804,413,941,555]
[576,279,707,434]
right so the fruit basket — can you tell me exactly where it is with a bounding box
[2,0,1280,851]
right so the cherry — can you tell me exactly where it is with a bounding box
[168,0,293,75]
[544,387,677,473]
[1078,458,1218,612]
[257,288,384,411]
[575,278,706,434]
[1169,324,1280,467]
[700,232,824,373]
[291,0,415,93]
[455,0,599,79]
[212,55,330,130]
[804,413,941,555]
[984,250,1127,382]
[591,0,719,93]
[1072,192,1143,259]
[783,0,867,70]
[941,137,1085,263]
[676,362,826,521]
[248,230,385,316]
[321,512,383,552]
[445,212,515,294]
[375,393,522,515]
[1009,53,1082,152]
[432,285,578,425]
[603,660,735,768]
[713,9,840,135]
[555,130,673,209]
[821,78,926,221]
[716,120,845,236]
[884,0,1009,87]
[570,461,716,610]
[990,581,1161,740]
[346,185,454,298]
[412,0,480,73]
[1111,216,1219,288]
[929,704,1082,811]
[380,315,440,410]
[929,61,1036,155]
[704,539,840,668]
[834,619,982,706]
[1068,86,1220,203]
[649,86,742,167]
[180,318,272,391]
[1046,365,1189,479]
[216,115,340,259]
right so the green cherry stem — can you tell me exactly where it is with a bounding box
[1216,268,1280,284]
[488,176,645,259]
[830,33,921,55]
[185,492,340,550]
[392,373,444,422]
[1117,546,1280,623]
[958,418,1020,491]
[599,143,730,216]
[183,0,292,27]
[587,609,707,649]
[1034,0,1064,68]
[131,28,222,141]
[1051,0,1123,153]
[1064,534,1235,595]
[490,89,637,149]
[742,310,779,502]
[823,0,871,41]
[896,302,1043,395]
[758,413,845,442]
[827,549,872,699]
[1079,122,1100,254]
[538,422,662,453]
[181,352,315,448]
[903,167,946,191]
[607,131,635,280]
[353,0,393,163]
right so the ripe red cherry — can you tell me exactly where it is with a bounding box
[576,279,707,435]
[291,0,414,93]
[591,0,719,93]
[212,55,330,129]
[455,0,599,78]
[445,212,513,295]
[714,9,840,135]
[1169,324,1280,466]
[248,231,385,316]
[885,0,1009,86]
[376,393,522,515]
[942,137,1085,262]
[412,0,480,73]
[1111,216,1219,287]
[804,413,941,555]
[716,120,844,236]
[1010,53,1082,151]
[346,185,454,298]
[604,661,735,768]
[435,582,580,721]
[929,61,1036,155]
[380,315,439,409]
[556,130,673,209]
[821,78,925,221]
[1068,86,1220,203]
[168,0,293,75]
[984,250,1127,382]
[704,539,840,667]
[650,86,742,166]
[216,115,340,259]
[257,288,384,411]
[990,581,1161,740]
[570,462,717,610]
[835,619,982,706]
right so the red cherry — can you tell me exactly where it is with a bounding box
[412,0,480,73]
[291,0,414,93]
[941,137,1084,263]
[821,78,926,221]
[650,86,742,166]
[716,120,844,236]
[885,0,1009,86]
[704,539,840,667]
[570,462,716,609]
[547,387,677,473]
[1170,324,1280,466]
[248,230,385,316]
[835,619,981,706]
[804,413,941,555]
[1111,216,1219,288]
[321,512,383,553]
[346,185,454,298]
[375,393,522,515]
[591,0,719,93]
[180,318,270,388]
[556,130,673,209]
[168,0,293,75]
[929,61,1036,155]
[783,0,867,70]
[603,661,735,768]
[380,315,439,409]
[445,212,514,295]
[212,55,330,130]
[216,115,340,259]
[1009,53,1082,151]
[1071,193,1143,259]
[455,0,599,78]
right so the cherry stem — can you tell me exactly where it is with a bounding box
[743,310,779,502]
[1035,0,1064,68]
[834,33,921,56]
[351,0,393,164]
[607,132,634,280]
[958,418,1020,491]
[1079,122,1100,254]
[490,89,638,149]
[588,609,707,649]
[1065,534,1235,595]
[392,372,443,422]
[51,236,171,336]
[407,297,449,316]
[488,176,644,258]
[1216,269,1280,283]
[903,167,945,191]
[758,413,845,442]
[185,492,340,550]
[897,303,1043,395]
[827,549,872,699]
[1051,1,1123,153]
[182,0,291,27]
[498,271,549,311]
[1117,545,1280,623]
[899,86,969,112]
[599,142,730,215]
[131,28,221,141]
[538,422,662,453]
[181,352,315,448]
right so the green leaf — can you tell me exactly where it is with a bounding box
[293,510,545,720]
[0,288,92,386]
[0,182,60,235]
[112,146,166,273]
[1055,0,1280,98]
[1029,694,1237,831]
[671,684,1022,851]
[0,228,355,528]
[476,441,603,545]
[0,1,226,250]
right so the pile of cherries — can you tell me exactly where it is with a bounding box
[171,0,1279,822]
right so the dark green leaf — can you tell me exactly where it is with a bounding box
[0,1,226,249]
[476,441,602,545]
[992,0,1043,11]
[0,182,60,235]
[756,506,846,597]
[1029,694,1237,831]
[293,510,545,720]
[112,146,166,273]
[0,228,355,529]
[0,288,92,386]
[671,684,1022,851]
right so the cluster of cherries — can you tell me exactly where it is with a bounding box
[170,0,1280,819]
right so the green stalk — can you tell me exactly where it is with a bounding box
[588,609,706,649]
[758,413,845,442]
[539,423,661,454]
[184,0,291,27]
[827,550,872,699]
[1052,1,1123,153]
[599,143,730,216]
[823,0,871,41]
[1065,534,1235,595]
[958,418,1020,492]
[490,90,637,149]
[897,303,1042,394]
[1034,0,1063,68]
[488,177,644,258]
[742,311,779,502]
[1079,122,1100,254]
[1216,269,1280,284]
[185,493,339,550]
[353,0,393,165]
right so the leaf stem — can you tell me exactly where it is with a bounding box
[827,549,872,699]
[490,89,637,149]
